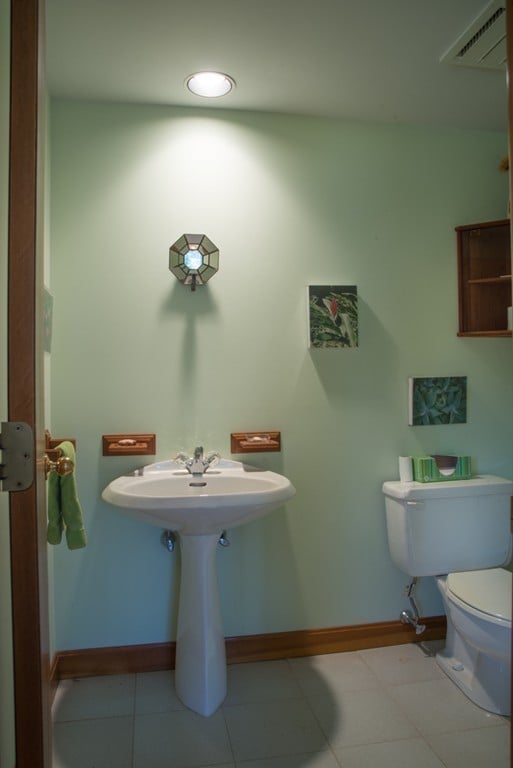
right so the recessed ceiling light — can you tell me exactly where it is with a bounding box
[186,71,235,98]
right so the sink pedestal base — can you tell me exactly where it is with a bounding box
[174,533,226,716]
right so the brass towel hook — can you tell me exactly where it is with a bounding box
[44,453,74,480]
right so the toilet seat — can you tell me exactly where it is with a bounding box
[446,568,511,622]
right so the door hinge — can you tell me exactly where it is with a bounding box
[0,421,34,491]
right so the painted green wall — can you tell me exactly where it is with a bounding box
[50,99,512,651]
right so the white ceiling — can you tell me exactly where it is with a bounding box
[46,0,508,131]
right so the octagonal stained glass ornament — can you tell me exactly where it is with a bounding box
[169,234,219,291]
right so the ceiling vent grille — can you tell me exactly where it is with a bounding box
[440,1,506,71]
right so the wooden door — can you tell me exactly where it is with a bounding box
[8,0,51,766]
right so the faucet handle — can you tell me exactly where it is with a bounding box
[205,451,220,468]
[174,452,191,468]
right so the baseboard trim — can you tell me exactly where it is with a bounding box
[52,615,446,682]
[51,616,446,683]
[224,615,446,663]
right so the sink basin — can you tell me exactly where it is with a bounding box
[102,457,296,717]
[102,458,295,534]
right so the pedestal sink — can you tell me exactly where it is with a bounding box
[102,458,296,716]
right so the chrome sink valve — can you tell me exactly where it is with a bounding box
[161,530,176,552]
[161,529,230,551]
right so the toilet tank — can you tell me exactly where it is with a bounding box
[382,475,513,577]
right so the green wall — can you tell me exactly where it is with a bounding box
[50,99,512,651]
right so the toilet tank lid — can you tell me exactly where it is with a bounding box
[447,569,512,621]
[382,475,513,501]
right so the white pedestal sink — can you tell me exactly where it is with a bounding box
[102,458,296,716]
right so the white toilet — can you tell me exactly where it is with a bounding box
[382,475,512,715]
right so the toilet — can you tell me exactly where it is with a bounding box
[382,475,512,715]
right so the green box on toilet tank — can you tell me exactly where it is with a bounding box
[412,455,472,483]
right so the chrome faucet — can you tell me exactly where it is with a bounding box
[175,446,220,476]
[188,446,206,475]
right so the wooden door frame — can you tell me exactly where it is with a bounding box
[507,4,513,764]
[8,0,51,766]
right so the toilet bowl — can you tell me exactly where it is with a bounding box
[435,567,511,715]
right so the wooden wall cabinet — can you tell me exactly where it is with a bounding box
[456,219,512,337]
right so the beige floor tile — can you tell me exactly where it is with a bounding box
[51,644,512,767]
[237,750,340,768]
[52,674,135,722]
[223,660,303,706]
[307,687,418,748]
[53,716,133,768]
[288,651,380,695]
[389,678,505,735]
[426,724,510,768]
[223,698,328,761]
[135,669,185,714]
[333,737,445,768]
[133,708,232,768]
[359,643,446,685]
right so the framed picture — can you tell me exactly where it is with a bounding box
[408,376,467,426]
[307,285,358,348]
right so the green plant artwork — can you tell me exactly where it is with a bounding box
[408,376,467,426]
[308,285,358,348]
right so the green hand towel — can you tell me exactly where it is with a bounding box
[46,441,87,550]
[46,468,62,545]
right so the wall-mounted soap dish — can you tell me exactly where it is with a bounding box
[102,434,156,456]
[230,431,281,453]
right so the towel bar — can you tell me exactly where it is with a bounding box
[45,430,76,462]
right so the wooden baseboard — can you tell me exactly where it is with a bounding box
[225,615,446,664]
[52,616,446,683]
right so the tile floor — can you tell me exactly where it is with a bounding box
[52,642,510,768]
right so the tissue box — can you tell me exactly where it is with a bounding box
[412,455,472,483]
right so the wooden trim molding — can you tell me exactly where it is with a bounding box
[8,0,51,766]
[226,616,446,663]
[52,616,446,681]
[506,2,513,739]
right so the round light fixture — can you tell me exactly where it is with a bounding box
[186,71,235,98]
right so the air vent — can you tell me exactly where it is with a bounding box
[440,0,506,71]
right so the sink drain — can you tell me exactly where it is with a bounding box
[189,481,207,487]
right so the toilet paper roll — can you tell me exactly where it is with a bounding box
[398,456,413,483]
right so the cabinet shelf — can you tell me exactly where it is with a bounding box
[456,219,512,337]
[467,275,511,285]
[458,330,512,338]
